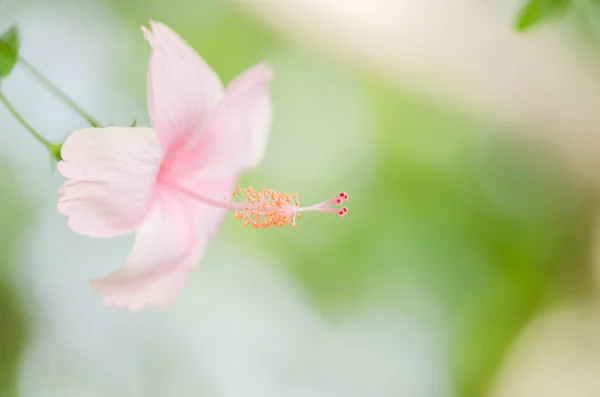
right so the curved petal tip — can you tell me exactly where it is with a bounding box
[254,61,274,82]
[141,24,154,46]
[89,264,190,311]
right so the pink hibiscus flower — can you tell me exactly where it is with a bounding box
[57,21,347,310]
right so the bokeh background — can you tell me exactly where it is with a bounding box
[2,0,600,396]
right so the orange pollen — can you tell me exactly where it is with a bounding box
[232,186,300,228]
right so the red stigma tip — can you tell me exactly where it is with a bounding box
[338,210,344,216]
[339,192,345,197]
[344,194,348,199]
[336,198,342,204]
[343,207,347,213]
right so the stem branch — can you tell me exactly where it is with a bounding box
[0,90,61,160]
[18,56,104,128]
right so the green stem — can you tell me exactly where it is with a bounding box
[0,90,62,160]
[18,56,104,128]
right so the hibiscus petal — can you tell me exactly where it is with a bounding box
[88,174,236,310]
[143,21,223,153]
[57,127,162,238]
[179,176,237,267]
[89,189,195,310]
[192,61,274,178]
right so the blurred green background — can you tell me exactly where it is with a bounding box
[1,0,600,396]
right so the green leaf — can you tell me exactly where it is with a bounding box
[131,118,137,127]
[0,26,19,79]
[515,0,571,32]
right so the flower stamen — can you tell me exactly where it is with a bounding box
[229,187,348,228]
[172,181,348,229]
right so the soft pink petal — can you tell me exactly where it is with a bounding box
[143,21,223,153]
[89,188,195,310]
[191,62,274,178]
[89,175,235,310]
[174,175,238,267]
[57,127,162,238]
